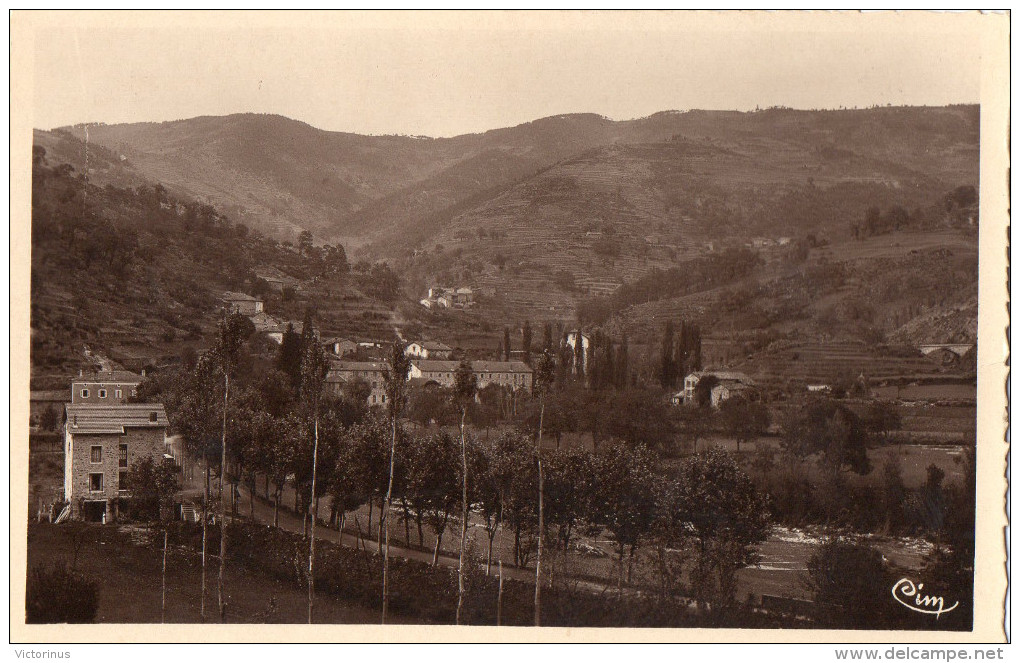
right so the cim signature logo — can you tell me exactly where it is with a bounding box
[891,578,959,619]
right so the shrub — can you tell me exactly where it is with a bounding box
[26,563,99,623]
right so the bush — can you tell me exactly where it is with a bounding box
[26,563,99,623]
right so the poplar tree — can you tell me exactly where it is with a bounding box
[300,321,329,623]
[381,341,411,623]
[453,359,478,624]
[532,351,556,626]
[212,312,253,622]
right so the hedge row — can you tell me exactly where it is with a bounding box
[175,522,799,628]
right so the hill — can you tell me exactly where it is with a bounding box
[28,146,404,388]
[33,105,980,383]
[40,105,978,250]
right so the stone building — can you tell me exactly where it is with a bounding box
[63,403,170,522]
[71,370,143,404]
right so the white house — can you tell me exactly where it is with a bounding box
[405,340,453,359]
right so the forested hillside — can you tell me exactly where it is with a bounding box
[29,146,396,387]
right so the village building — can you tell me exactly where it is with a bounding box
[420,286,476,310]
[405,340,453,360]
[253,266,300,293]
[323,336,358,358]
[326,361,390,406]
[248,312,303,344]
[63,403,171,522]
[682,370,757,407]
[710,381,759,408]
[71,369,144,404]
[408,359,533,391]
[222,291,264,316]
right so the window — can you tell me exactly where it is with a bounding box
[119,443,128,468]
[118,470,129,492]
[81,389,89,398]
[131,389,137,397]
[89,473,104,492]
[90,446,102,463]
[99,389,107,399]
[115,389,122,399]
[381,394,387,403]
[372,395,377,404]
[149,412,158,423]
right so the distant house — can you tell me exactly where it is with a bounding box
[249,312,303,344]
[421,286,475,310]
[405,340,453,360]
[454,287,475,307]
[408,359,533,392]
[254,266,300,293]
[71,370,144,405]
[710,381,758,408]
[222,291,264,316]
[683,371,756,407]
[63,404,171,522]
[326,361,389,406]
[323,337,358,358]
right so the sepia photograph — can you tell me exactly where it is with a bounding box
[9,9,1010,645]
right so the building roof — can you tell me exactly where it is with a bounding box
[330,361,389,372]
[73,370,144,384]
[64,404,169,434]
[411,340,452,352]
[412,359,532,374]
[222,291,261,302]
[31,390,69,402]
[686,371,755,386]
[712,382,754,392]
[472,360,532,374]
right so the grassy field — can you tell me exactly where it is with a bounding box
[26,523,394,624]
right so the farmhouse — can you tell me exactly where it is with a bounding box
[710,381,759,408]
[254,266,300,293]
[420,286,476,310]
[323,336,358,358]
[71,369,143,404]
[405,340,453,359]
[682,370,756,406]
[408,359,533,391]
[222,291,264,316]
[63,404,171,522]
[326,361,390,406]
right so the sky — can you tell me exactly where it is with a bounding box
[29,11,983,137]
